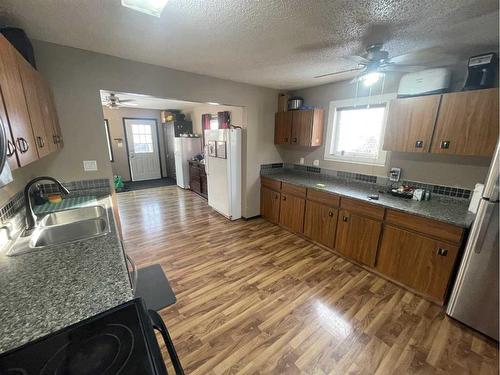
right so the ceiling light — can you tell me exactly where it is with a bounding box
[121,0,168,17]
[359,72,384,86]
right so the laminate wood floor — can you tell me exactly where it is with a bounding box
[118,186,498,375]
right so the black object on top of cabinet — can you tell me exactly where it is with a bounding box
[168,120,193,137]
[0,27,36,69]
[0,298,182,374]
[463,52,498,91]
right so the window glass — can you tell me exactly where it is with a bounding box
[131,124,154,153]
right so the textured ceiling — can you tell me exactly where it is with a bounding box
[100,90,202,111]
[1,0,498,89]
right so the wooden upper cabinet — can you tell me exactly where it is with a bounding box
[16,53,52,158]
[0,88,19,170]
[274,111,292,144]
[274,109,324,147]
[335,209,382,267]
[0,35,38,166]
[38,76,62,150]
[383,95,441,153]
[376,225,460,302]
[279,192,305,233]
[304,200,337,248]
[261,186,281,224]
[431,88,499,156]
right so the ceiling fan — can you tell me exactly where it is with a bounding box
[103,93,137,109]
[314,43,424,84]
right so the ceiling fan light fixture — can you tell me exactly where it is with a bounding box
[360,72,384,86]
[121,0,168,17]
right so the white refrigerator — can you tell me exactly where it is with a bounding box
[446,141,499,340]
[204,128,241,220]
[174,137,202,189]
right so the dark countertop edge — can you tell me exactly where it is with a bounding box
[261,172,473,229]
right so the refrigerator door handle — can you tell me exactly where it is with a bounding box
[204,145,209,175]
[474,201,496,254]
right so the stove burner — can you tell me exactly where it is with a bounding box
[40,324,134,375]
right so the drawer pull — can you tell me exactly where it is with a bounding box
[292,137,297,143]
[440,140,450,149]
[328,211,334,217]
[36,136,45,148]
[6,140,15,157]
[282,196,287,201]
[284,137,288,143]
[437,248,448,256]
[342,216,348,222]
[415,140,424,148]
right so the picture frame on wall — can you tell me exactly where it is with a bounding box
[216,141,227,159]
[207,140,217,157]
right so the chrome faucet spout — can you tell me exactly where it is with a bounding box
[24,176,69,232]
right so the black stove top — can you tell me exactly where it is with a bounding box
[0,299,167,375]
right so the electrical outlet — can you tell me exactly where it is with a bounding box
[83,160,98,171]
[313,160,320,167]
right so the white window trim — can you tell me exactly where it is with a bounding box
[324,93,396,166]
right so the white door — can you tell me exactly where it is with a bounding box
[124,119,161,181]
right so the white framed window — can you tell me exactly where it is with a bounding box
[324,94,395,166]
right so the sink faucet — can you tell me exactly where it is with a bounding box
[24,176,69,232]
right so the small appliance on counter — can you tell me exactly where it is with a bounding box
[463,52,498,91]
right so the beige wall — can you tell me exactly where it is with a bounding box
[102,107,165,181]
[0,40,282,216]
[282,76,491,189]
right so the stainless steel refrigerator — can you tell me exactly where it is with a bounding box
[446,142,499,340]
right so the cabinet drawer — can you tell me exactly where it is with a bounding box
[385,209,463,244]
[340,197,385,220]
[282,182,306,198]
[261,177,281,191]
[306,188,340,207]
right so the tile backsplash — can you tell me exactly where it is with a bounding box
[0,178,111,224]
[260,163,472,200]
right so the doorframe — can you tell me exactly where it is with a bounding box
[122,117,164,181]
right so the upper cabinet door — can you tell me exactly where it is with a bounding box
[0,35,38,166]
[291,109,324,147]
[383,95,441,153]
[16,53,51,158]
[274,111,292,144]
[0,88,19,170]
[431,88,499,156]
[36,76,59,152]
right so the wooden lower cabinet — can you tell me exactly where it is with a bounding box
[279,193,305,233]
[304,201,337,248]
[376,225,459,301]
[335,209,382,267]
[260,186,280,224]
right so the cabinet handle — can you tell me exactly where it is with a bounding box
[440,140,450,149]
[282,195,287,201]
[437,248,448,256]
[6,140,15,157]
[292,137,297,143]
[284,137,288,143]
[53,135,58,144]
[328,211,334,217]
[274,193,279,200]
[342,216,348,222]
[36,136,45,148]
[415,140,424,148]
[16,138,29,153]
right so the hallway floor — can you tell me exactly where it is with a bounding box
[118,177,176,193]
[117,186,498,375]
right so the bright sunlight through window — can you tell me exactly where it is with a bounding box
[325,95,393,165]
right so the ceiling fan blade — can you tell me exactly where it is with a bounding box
[389,47,456,66]
[349,55,370,65]
[314,67,365,79]
[379,64,423,73]
[118,99,135,103]
[120,102,138,106]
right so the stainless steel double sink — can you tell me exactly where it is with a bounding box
[7,206,110,256]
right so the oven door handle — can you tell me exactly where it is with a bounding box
[148,309,184,375]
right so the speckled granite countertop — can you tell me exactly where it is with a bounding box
[0,196,133,354]
[261,169,475,228]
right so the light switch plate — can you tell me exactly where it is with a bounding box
[83,160,98,171]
